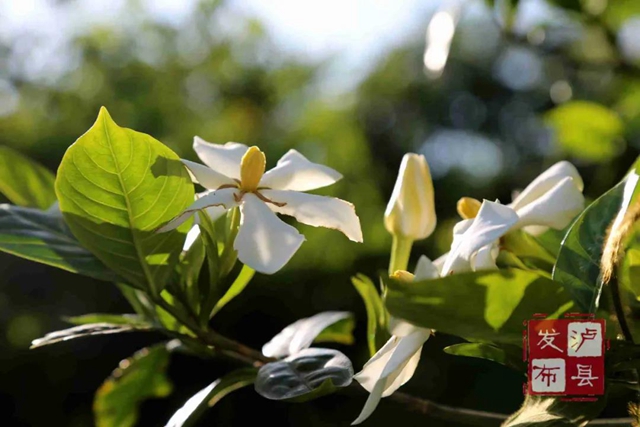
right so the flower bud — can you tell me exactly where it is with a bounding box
[384,154,436,240]
[390,270,415,282]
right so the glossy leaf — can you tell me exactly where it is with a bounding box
[553,172,639,312]
[210,264,255,318]
[31,322,152,348]
[165,368,257,427]
[502,230,556,266]
[545,101,624,162]
[0,145,56,210]
[94,344,173,427]
[351,273,389,357]
[255,348,353,402]
[444,343,525,373]
[0,203,118,281]
[385,269,574,345]
[55,107,194,292]
[262,311,353,358]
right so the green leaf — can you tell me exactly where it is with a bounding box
[165,368,257,427]
[385,269,574,345]
[503,395,607,426]
[55,107,194,292]
[314,316,355,346]
[210,264,255,318]
[443,343,526,373]
[255,348,353,402]
[553,172,640,312]
[351,273,389,357]
[0,203,119,281]
[94,344,173,427]
[31,322,152,348]
[262,311,354,358]
[502,230,556,266]
[64,313,149,327]
[544,101,624,163]
[0,145,56,210]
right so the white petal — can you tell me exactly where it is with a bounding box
[156,188,237,232]
[515,177,584,230]
[389,317,428,337]
[441,201,518,275]
[413,255,440,281]
[182,225,201,252]
[193,137,248,180]
[235,193,305,274]
[181,159,236,189]
[381,346,423,397]
[352,378,386,425]
[262,189,363,242]
[260,149,342,191]
[352,330,430,425]
[354,330,430,393]
[509,161,583,211]
[432,251,448,274]
[262,311,352,358]
[471,243,498,271]
[196,190,233,224]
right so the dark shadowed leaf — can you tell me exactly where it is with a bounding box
[262,311,354,358]
[385,269,574,345]
[444,343,526,373]
[255,348,353,402]
[352,273,389,357]
[165,368,257,427]
[31,322,152,348]
[0,145,56,210]
[94,344,173,427]
[553,172,639,312]
[0,203,119,281]
[55,107,194,293]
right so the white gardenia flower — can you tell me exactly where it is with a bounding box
[439,161,585,275]
[352,256,436,425]
[158,137,363,274]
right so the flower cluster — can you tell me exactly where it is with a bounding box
[157,139,584,424]
[352,154,585,424]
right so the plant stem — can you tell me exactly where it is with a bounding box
[610,274,633,342]
[389,234,413,275]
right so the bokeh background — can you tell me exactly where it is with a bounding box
[1,0,640,425]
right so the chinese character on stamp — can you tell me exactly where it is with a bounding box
[526,316,605,396]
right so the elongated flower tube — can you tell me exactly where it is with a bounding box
[158,138,363,274]
[352,256,436,425]
[384,154,436,240]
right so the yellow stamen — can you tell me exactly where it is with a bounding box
[239,146,266,192]
[457,197,481,219]
[390,270,415,283]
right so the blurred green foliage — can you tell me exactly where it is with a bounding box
[2,0,640,425]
